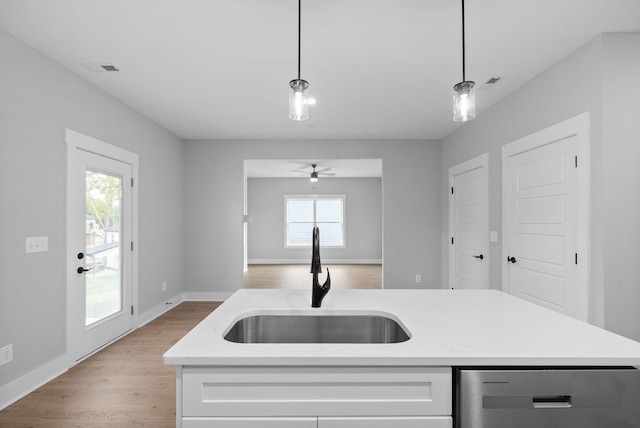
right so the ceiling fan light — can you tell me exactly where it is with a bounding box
[289,79,309,121]
[310,172,319,182]
[453,81,476,122]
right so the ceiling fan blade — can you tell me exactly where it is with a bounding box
[315,168,332,173]
[290,169,311,174]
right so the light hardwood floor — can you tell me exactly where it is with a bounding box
[0,301,221,428]
[243,264,382,289]
[1,266,380,427]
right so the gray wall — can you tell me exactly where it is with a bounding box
[247,177,382,262]
[0,30,184,388]
[440,33,640,341]
[601,33,640,341]
[184,140,441,293]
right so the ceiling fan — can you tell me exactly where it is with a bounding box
[291,164,335,182]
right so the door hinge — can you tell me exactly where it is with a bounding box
[451,187,454,195]
[451,237,454,245]
[131,305,134,315]
[131,177,134,187]
[575,253,578,264]
[131,242,134,251]
[575,156,578,168]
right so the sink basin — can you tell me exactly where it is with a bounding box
[224,314,410,344]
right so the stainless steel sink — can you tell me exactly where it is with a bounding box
[224,314,410,344]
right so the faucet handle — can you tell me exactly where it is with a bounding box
[323,268,331,291]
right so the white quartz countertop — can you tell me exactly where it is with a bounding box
[163,289,640,367]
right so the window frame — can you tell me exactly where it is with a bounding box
[284,194,346,249]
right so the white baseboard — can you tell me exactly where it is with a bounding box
[0,354,68,411]
[137,292,185,327]
[248,259,382,265]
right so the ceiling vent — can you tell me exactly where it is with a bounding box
[478,76,503,91]
[81,63,121,73]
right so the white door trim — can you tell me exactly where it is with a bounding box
[448,153,489,289]
[65,129,139,365]
[501,112,590,321]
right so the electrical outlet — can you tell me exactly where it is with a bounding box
[162,282,167,293]
[415,274,422,283]
[0,344,13,367]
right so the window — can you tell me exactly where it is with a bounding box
[285,195,345,247]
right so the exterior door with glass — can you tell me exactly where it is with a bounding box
[67,131,134,361]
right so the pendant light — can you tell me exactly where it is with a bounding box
[453,0,476,122]
[289,0,310,121]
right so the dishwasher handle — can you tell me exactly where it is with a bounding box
[532,395,572,408]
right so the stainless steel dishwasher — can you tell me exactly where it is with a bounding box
[455,367,640,427]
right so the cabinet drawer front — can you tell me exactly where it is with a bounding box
[319,416,452,428]
[183,417,317,428]
[183,366,451,417]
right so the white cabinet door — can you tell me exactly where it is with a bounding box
[183,417,317,428]
[319,416,452,428]
[182,366,451,417]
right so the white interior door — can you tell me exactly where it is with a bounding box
[66,129,138,361]
[502,113,589,321]
[449,154,489,289]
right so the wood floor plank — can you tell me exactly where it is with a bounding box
[0,301,220,428]
[243,264,382,289]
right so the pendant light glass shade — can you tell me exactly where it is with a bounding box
[453,80,476,122]
[289,79,309,121]
[453,0,476,122]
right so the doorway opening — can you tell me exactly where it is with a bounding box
[243,159,383,289]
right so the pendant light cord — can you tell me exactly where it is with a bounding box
[297,0,302,80]
[461,0,466,82]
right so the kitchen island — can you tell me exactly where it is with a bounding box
[163,289,640,427]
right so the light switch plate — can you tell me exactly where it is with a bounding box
[25,236,48,253]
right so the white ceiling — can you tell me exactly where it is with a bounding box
[245,159,382,178]
[1,0,639,141]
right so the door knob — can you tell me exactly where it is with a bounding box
[473,254,484,260]
[507,256,517,263]
[77,267,92,274]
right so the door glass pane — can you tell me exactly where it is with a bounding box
[85,170,122,326]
